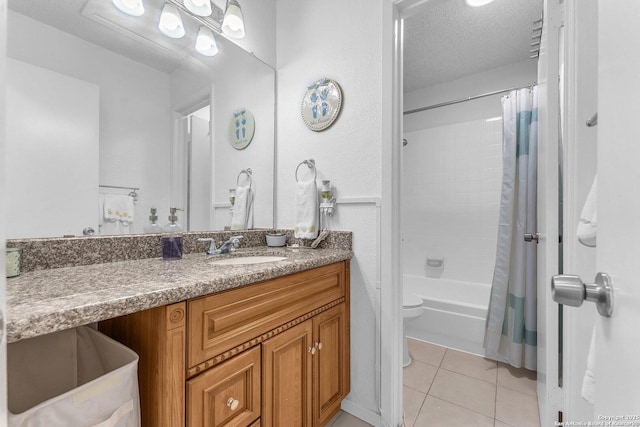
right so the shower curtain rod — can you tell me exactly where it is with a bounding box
[403,82,537,116]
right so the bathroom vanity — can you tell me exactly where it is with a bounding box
[6,232,353,427]
[99,260,350,427]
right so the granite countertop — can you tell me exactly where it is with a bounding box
[7,246,353,343]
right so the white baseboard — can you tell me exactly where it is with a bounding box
[340,399,382,426]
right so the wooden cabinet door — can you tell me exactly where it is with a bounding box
[312,304,348,426]
[262,320,313,427]
[187,346,261,427]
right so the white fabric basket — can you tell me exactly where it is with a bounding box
[8,326,141,427]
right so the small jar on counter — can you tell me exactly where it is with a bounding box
[6,248,22,278]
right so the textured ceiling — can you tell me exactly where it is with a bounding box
[403,0,543,93]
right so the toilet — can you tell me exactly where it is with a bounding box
[403,292,424,367]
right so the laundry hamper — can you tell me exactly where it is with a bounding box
[8,326,140,427]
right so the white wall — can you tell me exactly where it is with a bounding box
[7,11,172,234]
[276,0,384,422]
[402,60,536,284]
[170,55,275,230]
[403,118,502,283]
[404,60,537,131]
[217,0,277,67]
[0,0,8,422]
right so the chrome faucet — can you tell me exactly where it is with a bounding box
[197,238,217,255]
[215,235,243,254]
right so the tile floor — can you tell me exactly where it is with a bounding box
[328,338,540,427]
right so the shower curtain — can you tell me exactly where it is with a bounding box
[484,86,538,370]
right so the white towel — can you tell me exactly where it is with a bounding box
[103,194,135,224]
[581,326,596,404]
[577,175,597,247]
[231,185,253,230]
[295,179,319,239]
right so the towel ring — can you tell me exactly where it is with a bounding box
[295,159,317,182]
[237,168,253,188]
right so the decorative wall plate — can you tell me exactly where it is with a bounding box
[301,78,342,132]
[228,109,255,150]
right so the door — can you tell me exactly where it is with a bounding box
[536,0,563,424]
[188,114,212,231]
[592,0,640,413]
[313,304,347,426]
[262,321,313,427]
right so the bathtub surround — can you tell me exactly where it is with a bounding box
[484,87,538,371]
[6,229,352,273]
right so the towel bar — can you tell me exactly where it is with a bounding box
[295,159,317,182]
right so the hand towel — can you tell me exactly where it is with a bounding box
[577,175,597,247]
[103,194,135,224]
[295,179,319,239]
[581,326,596,404]
[231,185,253,230]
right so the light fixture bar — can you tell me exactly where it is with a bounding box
[166,0,223,33]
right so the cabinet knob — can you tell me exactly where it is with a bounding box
[226,397,239,411]
[315,342,323,350]
[308,346,316,355]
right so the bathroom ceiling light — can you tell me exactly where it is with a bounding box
[222,0,245,39]
[184,0,212,17]
[159,3,186,38]
[195,26,219,56]
[112,0,145,16]
[465,0,495,6]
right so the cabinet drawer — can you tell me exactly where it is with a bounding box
[187,346,261,427]
[188,262,345,368]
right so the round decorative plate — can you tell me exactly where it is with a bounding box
[301,78,342,132]
[228,109,255,150]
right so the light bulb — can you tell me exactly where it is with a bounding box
[195,26,219,57]
[159,3,185,39]
[112,0,144,16]
[222,0,245,39]
[465,0,495,6]
[184,0,212,17]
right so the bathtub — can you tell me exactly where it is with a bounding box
[403,274,491,356]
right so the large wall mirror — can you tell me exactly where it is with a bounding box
[6,0,275,239]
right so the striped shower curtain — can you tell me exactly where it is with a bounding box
[484,86,538,371]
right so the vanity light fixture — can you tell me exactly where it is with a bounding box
[465,0,495,6]
[159,3,185,39]
[112,0,145,16]
[196,26,219,56]
[184,0,212,17]
[222,0,245,39]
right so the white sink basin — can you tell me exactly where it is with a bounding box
[209,256,287,266]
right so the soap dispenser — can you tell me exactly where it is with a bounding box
[162,207,183,260]
[144,208,162,234]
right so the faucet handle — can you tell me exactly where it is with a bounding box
[197,238,217,255]
[230,235,243,249]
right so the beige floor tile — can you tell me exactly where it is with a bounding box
[494,421,513,427]
[428,369,496,418]
[407,338,447,367]
[326,410,343,426]
[413,396,494,427]
[331,411,374,427]
[440,349,498,384]
[403,386,426,427]
[495,386,541,427]
[403,360,439,393]
[497,363,537,396]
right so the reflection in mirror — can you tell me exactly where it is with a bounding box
[6,0,275,239]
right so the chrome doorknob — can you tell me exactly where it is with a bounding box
[524,233,540,243]
[551,272,614,317]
